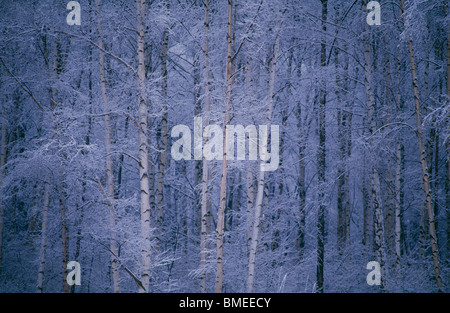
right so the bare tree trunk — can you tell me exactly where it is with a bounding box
[394,51,404,272]
[215,0,233,293]
[295,84,312,258]
[315,0,327,294]
[246,167,256,253]
[95,0,121,293]
[296,112,306,255]
[200,0,212,292]
[43,33,72,294]
[294,55,315,258]
[383,38,395,258]
[71,8,95,293]
[342,53,353,247]
[245,57,256,256]
[194,54,202,238]
[395,142,404,270]
[385,152,395,258]
[362,170,370,247]
[400,0,443,292]
[294,56,307,257]
[334,9,345,251]
[0,103,7,276]
[277,48,290,197]
[137,0,151,293]
[71,122,91,293]
[53,39,70,294]
[156,0,169,227]
[58,178,69,294]
[246,18,280,293]
[445,2,450,268]
[37,181,50,293]
[362,0,386,291]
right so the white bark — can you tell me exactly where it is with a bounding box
[215,0,233,293]
[245,58,256,255]
[156,0,169,226]
[137,0,151,293]
[363,0,386,290]
[200,0,212,293]
[246,21,280,293]
[95,0,120,293]
[401,0,443,292]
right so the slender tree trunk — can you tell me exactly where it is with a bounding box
[277,48,290,197]
[362,0,386,291]
[362,157,371,249]
[342,52,353,247]
[295,56,314,258]
[37,181,50,293]
[200,0,212,292]
[315,0,327,294]
[44,33,72,294]
[215,0,233,293]
[245,57,256,256]
[58,178,69,293]
[395,142,404,270]
[156,0,169,227]
[71,10,95,293]
[194,54,202,238]
[71,129,91,293]
[334,4,352,251]
[137,0,151,293]
[385,153,395,259]
[400,0,443,292]
[246,166,256,254]
[117,116,129,198]
[294,56,307,257]
[295,100,306,255]
[334,10,345,250]
[394,51,404,272]
[95,0,121,293]
[444,2,450,268]
[246,18,280,293]
[383,39,395,258]
[0,104,7,276]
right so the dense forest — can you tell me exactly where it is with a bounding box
[0,0,448,293]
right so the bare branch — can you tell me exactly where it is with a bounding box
[55,30,137,76]
[0,56,48,113]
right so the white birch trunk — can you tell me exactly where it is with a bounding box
[362,1,386,290]
[246,21,280,293]
[245,58,256,255]
[137,0,151,293]
[156,0,169,226]
[401,0,443,292]
[200,0,212,292]
[95,0,121,292]
[215,0,233,293]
